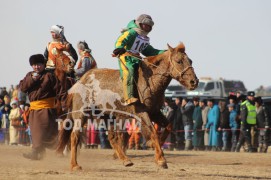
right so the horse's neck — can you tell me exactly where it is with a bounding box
[138,53,172,96]
[54,68,66,82]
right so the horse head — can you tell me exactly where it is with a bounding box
[166,42,198,90]
[55,55,73,74]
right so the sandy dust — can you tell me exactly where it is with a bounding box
[0,145,271,180]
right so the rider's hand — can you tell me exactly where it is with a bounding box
[68,66,74,73]
[113,48,126,56]
[65,42,70,50]
[32,72,41,81]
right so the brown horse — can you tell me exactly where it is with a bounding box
[57,42,198,170]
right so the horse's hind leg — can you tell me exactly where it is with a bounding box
[108,127,133,167]
[138,112,168,169]
[70,130,82,171]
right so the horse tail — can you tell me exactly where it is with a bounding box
[56,94,73,154]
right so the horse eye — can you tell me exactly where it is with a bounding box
[178,60,183,64]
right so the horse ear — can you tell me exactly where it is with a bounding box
[167,44,174,52]
[178,42,185,52]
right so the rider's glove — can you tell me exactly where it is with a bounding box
[113,48,126,56]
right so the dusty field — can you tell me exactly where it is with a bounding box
[0,145,271,180]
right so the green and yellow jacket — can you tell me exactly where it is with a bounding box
[115,20,164,57]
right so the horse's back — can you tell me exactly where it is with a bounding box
[79,68,122,93]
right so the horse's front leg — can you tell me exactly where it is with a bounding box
[152,111,172,146]
[70,129,82,171]
[138,112,168,169]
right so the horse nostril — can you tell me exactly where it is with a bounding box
[190,80,195,85]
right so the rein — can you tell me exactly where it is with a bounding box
[168,54,194,80]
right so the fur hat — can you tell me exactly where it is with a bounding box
[237,94,247,102]
[247,91,255,97]
[228,94,237,101]
[254,96,263,104]
[136,14,154,27]
[24,103,30,107]
[29,54,45,66]
[50,25,64,35]
[193,96,200,102]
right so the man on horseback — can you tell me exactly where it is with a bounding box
[112,14,165,105]
[44,25,78,109]
[19,54,66,160]
[74,41,97,80]
[44,25,78,71]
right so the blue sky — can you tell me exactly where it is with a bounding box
[1,0,270,91]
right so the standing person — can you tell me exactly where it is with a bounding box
[0,96,4,112]
[12,85,19,101]
[218,100,230,151]
[22,103,31,146]
[128,119,141,150]
[74,41,97,80]
[1,87,8,97]
[8,85,14,98]
[236,91,256,153]
[199,98,210,151]
[164,98,182,151]
[112,14,165,105]
[18,103,26,146]
[228,103,238,152]
[181,97,194,150]
[0,110,2,143]
[1,104,11,145]
[192,97,203,151]
[19,54,66,160]
[9,100,21,145]
[205,98,220,151]
[255,96,270,153]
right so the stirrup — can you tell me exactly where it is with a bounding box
[124,98,139,106]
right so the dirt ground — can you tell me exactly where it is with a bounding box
[0,145,271,180]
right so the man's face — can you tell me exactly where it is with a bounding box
[51,31,60,39]
[175,98,180,105]
[207,101,213,108]
[140,23,152,32]
[32,63,45,73]
[248,96,255,101]
[193,101,199,106]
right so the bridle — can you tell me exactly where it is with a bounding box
[168,53,194,80]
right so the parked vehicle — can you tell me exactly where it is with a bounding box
[186,77,247,97]
[165,84,186,97]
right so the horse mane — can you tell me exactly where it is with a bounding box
[143,50,169,67]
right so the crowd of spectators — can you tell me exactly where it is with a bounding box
[161,91,271,153]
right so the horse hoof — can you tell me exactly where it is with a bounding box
[112,153,118,160]
[157,161,168,169]
[123,160,134,167]
[71,165,82,171]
